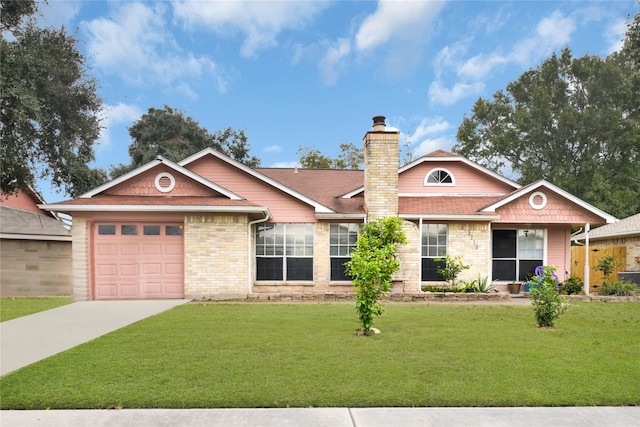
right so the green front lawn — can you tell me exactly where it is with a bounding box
[1,302,638,408]
[0,297,71,322]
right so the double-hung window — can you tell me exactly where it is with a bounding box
[256,223,314,281]
[329,223,360,281]
[492,229,544,282]
[421,223,448,281]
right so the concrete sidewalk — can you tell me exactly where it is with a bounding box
[1,407,639,427]
[0,299,189,376]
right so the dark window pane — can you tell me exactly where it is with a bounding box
[143,225,160,235]
[331,257,351,281]
[519,260,543,282]
[287,258,313,281]
[493,230,516,258]
[121,225,138,235]
[422,258,445,282]
[492,260,516,281]
[98,225,115,235]
[257,257,283,281]
[166,226,183,236]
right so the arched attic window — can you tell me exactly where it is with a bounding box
[424,168,455,186]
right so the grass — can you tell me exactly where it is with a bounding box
[1,302,639,409]
[0,297,71,322]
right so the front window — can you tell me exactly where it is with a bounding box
[492,229,544,282]
[421,224,448,281]
[256,223,314,281]
[330,223,360,281]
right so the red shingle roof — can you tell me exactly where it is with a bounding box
[51,195,262,207]
[399,196,503,216]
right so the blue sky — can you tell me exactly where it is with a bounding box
[35,0,637,202]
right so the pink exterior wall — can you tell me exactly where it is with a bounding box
[0,190,44,214]
[186,156,316,222]
[494,190,604,225]
[106,165,218,197]
[399,162,516,195]
[546,225,571,282]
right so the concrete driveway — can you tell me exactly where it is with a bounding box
[0,299,189,376]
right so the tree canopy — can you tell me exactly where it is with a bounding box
[110,106,260,178]
[455,12,640,219]
[1,0,107,197]
[297,142,363,169]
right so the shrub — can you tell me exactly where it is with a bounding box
[598,279,639,296]
[472,275,492,293]
[434,254,470,290]
[527,266,568,328]
[560,275,584,295]
[345,217,407,335]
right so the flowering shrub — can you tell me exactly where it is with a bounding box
[528,266,567,328]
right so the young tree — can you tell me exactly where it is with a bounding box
[455,13,640,219]
[110,106,260,178]
[345,217,407,335]
[1,0,107,197]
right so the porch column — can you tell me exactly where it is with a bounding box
[583,223,590,295]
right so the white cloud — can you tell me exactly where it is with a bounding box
[414,136,454,158]
[97,103,143,148]
[604,18,628,54]
[271,160,301,168]
[82,2,220,92]
[355,0,442,52]
[510,11,576,66]
[172,0,329,58]
[264,145,283,153]
[457,53,508,80]
[319,38,351,86]
[428,81,485,106]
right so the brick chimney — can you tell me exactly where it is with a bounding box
[363,115,400,219]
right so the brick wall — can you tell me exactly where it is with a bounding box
[71,217,90,301]
[184,215,249,298]
[0,239,71,296]
[363,117,400,219]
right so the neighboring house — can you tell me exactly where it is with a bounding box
[1,188,72,296]
[572,213,640,273]
[41,116,617,301]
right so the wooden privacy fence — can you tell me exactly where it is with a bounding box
[571,245,626,293]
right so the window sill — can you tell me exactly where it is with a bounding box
[254,281,315,287]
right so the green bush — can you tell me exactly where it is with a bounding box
[345,217,407,335]
[434,254,470,290]
[527,266,568,328]
[560,275,584,295]
[598,279,639,296]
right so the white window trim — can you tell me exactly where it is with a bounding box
[155,172,176,193]
[424,168,455,186]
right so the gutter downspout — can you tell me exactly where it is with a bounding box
[248,210,272,296]
[584,223,590,295]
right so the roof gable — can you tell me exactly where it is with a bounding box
[483,180,617,225]
[80,156,242,200]
[180,148,334,214]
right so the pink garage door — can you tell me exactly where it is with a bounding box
[93,223,184,299]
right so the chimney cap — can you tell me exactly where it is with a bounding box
[372,116,386,127]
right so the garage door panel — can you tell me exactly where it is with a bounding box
[142,263,162,274]
[119,284,140,297]
[164,243,183,255]
[96,243,117,256]
[120,264,139,276]
[94,222,184,300]
[142,243,162,256]
[164,263,183,274]
[120,244,139,256]
[96,264,117,276]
